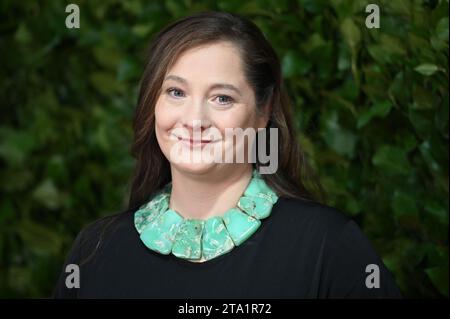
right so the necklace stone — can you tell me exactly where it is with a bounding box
[134,169,279,262]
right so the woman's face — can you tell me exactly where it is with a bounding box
[155,41,269,175]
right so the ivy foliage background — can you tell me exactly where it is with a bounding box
[0,0,448,298]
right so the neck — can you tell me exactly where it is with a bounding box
[169,164,253,220]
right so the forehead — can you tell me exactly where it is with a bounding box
[167,41,246,83]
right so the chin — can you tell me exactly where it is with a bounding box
[171,162,219,176]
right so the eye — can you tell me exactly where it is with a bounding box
[166,87,185,99]
[214,95,234,106]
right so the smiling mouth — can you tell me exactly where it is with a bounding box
[178,136,213,145]
[170,133,216,145]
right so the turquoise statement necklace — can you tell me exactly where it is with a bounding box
[134,169,279,262]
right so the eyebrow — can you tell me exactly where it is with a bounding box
[164,75,243,97]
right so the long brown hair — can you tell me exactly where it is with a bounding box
[127,10,326,213]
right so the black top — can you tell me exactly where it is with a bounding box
[52,196,402,298]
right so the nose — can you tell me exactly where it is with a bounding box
[181,97,212,135]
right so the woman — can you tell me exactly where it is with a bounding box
[53,11,401,298]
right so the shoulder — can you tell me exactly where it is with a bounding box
[271,196,352,239]
[270,196,370,262]
[79,209,132,238]
[52,209,134,298]
[273,197,402,297]
[74,209,134,263]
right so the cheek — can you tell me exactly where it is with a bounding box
[213,103,258,132]
[155,100,175,133]
[154,101,176,156]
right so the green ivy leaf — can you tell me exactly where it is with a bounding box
[414,64,439,76]
[419,141,442,173]
[409,109,433,139]
[117,58,141,82]
[32,179,62,210]
[411,85,435,109]
[282,51,311,78]
[340,18,361,50]
[14,23,32,44]
[357,101,392,128]
[15,220,63,256]
[425,266,449,296]
[0,128,39,166]
[436,17,449,41]
[372,145,411,175]
[321,111,357,158]
[424,199,449,226]
[435,93,449,137]
[392,190,420,230]
[90,72,122,95]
